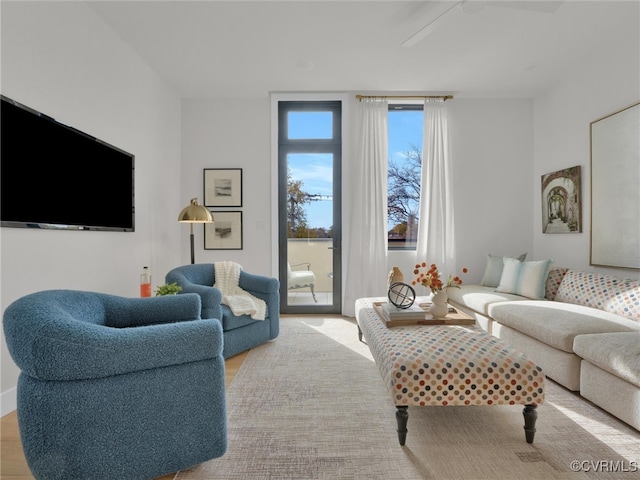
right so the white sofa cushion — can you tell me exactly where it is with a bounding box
[490,301,640,353]
[579,360,640,431]
[446,285,524,316]
[573,332,640,387]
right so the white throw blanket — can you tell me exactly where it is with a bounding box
[214,261,266,320]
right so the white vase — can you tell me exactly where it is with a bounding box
[387,267,404,287]
[429,290,449,318]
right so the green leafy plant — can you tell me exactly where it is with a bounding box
[154,282,183,296]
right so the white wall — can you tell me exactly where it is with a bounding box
[0,2,183,414]
[389,98,535,286]
[181,98,274,276]
[185,94,534,293]
[532,9,640,281]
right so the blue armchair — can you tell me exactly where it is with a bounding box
[166,263,280,359]
[3,290,227,480]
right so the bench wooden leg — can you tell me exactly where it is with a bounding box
[523,404,538,443]
[396,406,408,445]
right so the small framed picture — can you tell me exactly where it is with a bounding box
[204,168,242,207]
[204,211,243,250]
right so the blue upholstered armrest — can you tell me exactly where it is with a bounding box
[3,290,224,382]
[166,265,223,320]
[239,271,280,296]
[105,293,203,327]
[178,282,223,313]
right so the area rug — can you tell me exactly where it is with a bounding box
[175,317,639,480]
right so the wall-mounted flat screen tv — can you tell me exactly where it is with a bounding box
[1,95,135,232]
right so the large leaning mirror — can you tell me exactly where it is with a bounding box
[590,102,640,270]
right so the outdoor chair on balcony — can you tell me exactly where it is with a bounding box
[287,262,317,302]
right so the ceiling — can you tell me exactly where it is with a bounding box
[88,0,639,99]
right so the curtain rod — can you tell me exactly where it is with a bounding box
[356,94,453,101]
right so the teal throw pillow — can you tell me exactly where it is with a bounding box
[480,253,527,287]
[495,258,554,299]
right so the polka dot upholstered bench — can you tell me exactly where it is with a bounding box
[355,297,545,445]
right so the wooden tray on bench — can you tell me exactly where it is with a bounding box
[373,301,475,327]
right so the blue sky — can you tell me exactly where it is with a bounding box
[288,110,423,229]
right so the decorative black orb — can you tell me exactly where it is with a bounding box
[387,282,416,309]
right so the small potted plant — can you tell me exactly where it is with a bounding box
[154,282,183,296]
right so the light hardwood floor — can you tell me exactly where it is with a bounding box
[1,351,248,480]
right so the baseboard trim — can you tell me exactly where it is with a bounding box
[1,387,17,417]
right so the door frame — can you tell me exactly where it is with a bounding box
[276,99,342,314]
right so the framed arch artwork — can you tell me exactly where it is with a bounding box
[541,165,582,234]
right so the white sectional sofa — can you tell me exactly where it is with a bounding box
[447,258,640,431]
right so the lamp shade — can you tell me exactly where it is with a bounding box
[178,198,213,223]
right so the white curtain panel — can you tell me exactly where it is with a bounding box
[342,98,389,316]
[416,99,456,274]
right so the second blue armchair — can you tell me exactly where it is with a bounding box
[166,263,280,358]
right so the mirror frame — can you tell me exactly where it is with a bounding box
[590,102,640,270]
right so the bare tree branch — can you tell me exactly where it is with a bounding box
[388,143,422,229]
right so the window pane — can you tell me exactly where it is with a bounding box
[388,108,423,250]
[286,153,334,306]
[287,153,333,237]
[288,112,332,139]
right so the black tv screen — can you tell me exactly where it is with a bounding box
[1,95,135,232]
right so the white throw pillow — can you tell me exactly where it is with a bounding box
[480,253,527,287]
[495,258,553,299]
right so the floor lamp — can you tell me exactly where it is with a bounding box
[178,198,214,264]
